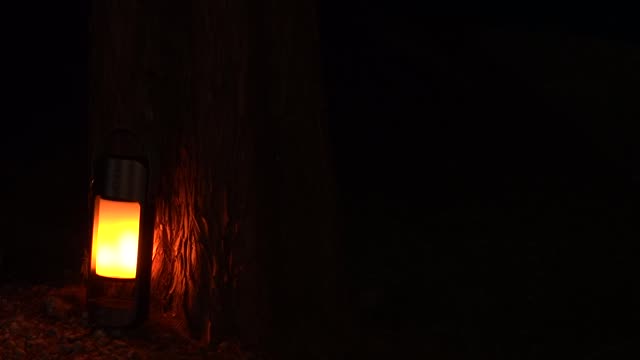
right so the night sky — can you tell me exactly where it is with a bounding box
[2,1,639,356]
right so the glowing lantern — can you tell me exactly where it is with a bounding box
[87,131,153,327]
[91,196,141,279]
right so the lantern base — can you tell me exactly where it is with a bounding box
[88,297,136,328]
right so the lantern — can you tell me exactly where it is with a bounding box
[87,131,153,327]
[91,196,141,279]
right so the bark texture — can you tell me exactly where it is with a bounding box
[90,0,339,357]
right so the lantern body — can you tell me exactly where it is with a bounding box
[91,196,141,279]
[87,154,152,327]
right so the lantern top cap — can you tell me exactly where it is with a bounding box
[94,156,148,202]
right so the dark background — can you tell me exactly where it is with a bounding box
[2,1,639,358]
[1,2,88,282]
[317,2,639,358]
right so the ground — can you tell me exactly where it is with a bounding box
[0,283,256,360]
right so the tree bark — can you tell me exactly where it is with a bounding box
[90,0,339,357]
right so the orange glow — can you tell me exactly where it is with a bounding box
[91,196,141,279]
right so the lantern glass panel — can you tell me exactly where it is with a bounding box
[91,195,141,279]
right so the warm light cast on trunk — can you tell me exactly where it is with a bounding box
[91,196,141,279]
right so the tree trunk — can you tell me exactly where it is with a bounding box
[90,0,339,357]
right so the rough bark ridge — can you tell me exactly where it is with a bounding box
[90,0,338,356]
[144,1,254,345]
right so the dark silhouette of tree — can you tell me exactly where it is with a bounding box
[90,0,340,357]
